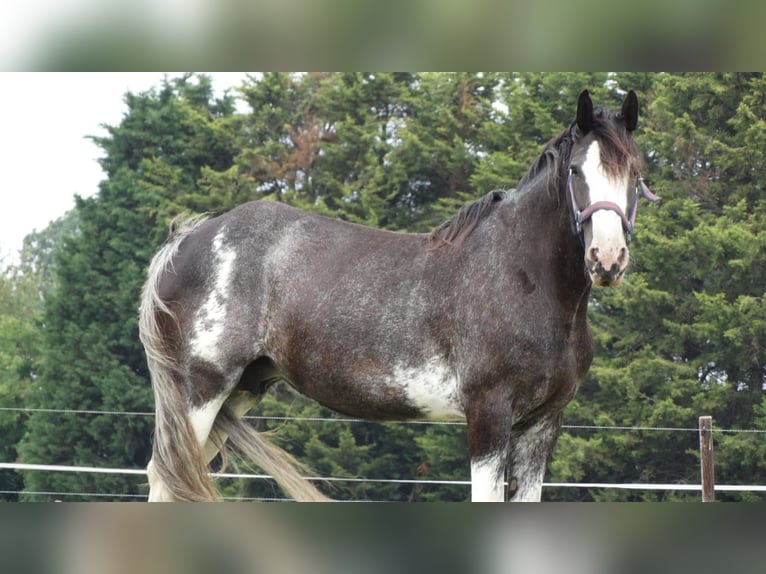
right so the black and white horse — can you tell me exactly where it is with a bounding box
[140,90,658,501]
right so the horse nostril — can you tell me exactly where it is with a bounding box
[618,247,628,266]
[588,247,600,262]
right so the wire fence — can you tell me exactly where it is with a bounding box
[3,462,766,503]
[2,405,765,501]
[2,406,766,433]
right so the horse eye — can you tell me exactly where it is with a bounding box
[570,166,582,178]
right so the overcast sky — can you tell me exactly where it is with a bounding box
[0,72,248,262]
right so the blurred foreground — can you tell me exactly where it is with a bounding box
[2,504,763,574]
[3,0,765,69]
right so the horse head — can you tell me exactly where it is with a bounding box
[567,89,657,286]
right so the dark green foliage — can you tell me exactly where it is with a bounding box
[4,73,766,501]
[547,73,766,501]
[15,75,238,500]
[0,259,43,499]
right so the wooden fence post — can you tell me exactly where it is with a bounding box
[699,415,715,502]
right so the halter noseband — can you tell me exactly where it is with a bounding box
[567,168,661,245]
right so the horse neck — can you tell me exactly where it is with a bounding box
[547,171,592,312]
[507,167,592,309]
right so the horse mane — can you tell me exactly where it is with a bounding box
[427,190,507,249]
[518,130,572,192]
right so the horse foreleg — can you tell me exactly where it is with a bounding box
[470,451,508,502]
[466,394,513,502]
[506,411,562,502]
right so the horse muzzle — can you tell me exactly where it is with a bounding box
[586,245,628,286]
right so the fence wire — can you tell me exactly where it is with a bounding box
[1,406,765,433]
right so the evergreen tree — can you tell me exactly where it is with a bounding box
[548,73,766,501]
[0,259,43,499]
[305,72,414,227]
[471,72,614,194]
[387,72,499,231]
[17,75,237,500]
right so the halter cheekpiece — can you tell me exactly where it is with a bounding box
[567,168,661,245]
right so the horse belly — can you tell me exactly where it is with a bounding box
[283,356,464,422]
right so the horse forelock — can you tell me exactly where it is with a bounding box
[517,124,577,197]
[588,106,642,178]
[520,107,641,195]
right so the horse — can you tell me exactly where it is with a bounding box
[140,89,659,502]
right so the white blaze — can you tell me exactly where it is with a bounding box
[580,140,629,246]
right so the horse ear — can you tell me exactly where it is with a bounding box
[621,90,638,132]
[576,90,594,135]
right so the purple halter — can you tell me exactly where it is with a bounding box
[568,168,661,244]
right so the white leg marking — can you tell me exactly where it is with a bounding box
[190,231,237,365]
[188,397,228,457]
[507,440,544,502]
[471,452,506,502]
[147,459,175,502]
[507,416,560,502]
[511,475,543,502]
[202,391,259,464]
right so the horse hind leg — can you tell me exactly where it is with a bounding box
[198,359,273,466]
[147,362,232,502]
[209,360,331,502]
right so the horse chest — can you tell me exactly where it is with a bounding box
[456,304,592,416]
[514,319,593,413]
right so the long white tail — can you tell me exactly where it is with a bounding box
[215,408,331,501]
[140,216,220,501]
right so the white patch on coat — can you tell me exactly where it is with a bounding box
[581,140,630,246]
[190,231,236,365]
[392,357,464,420]
[471,452,506,502]
[188,397,227,449]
